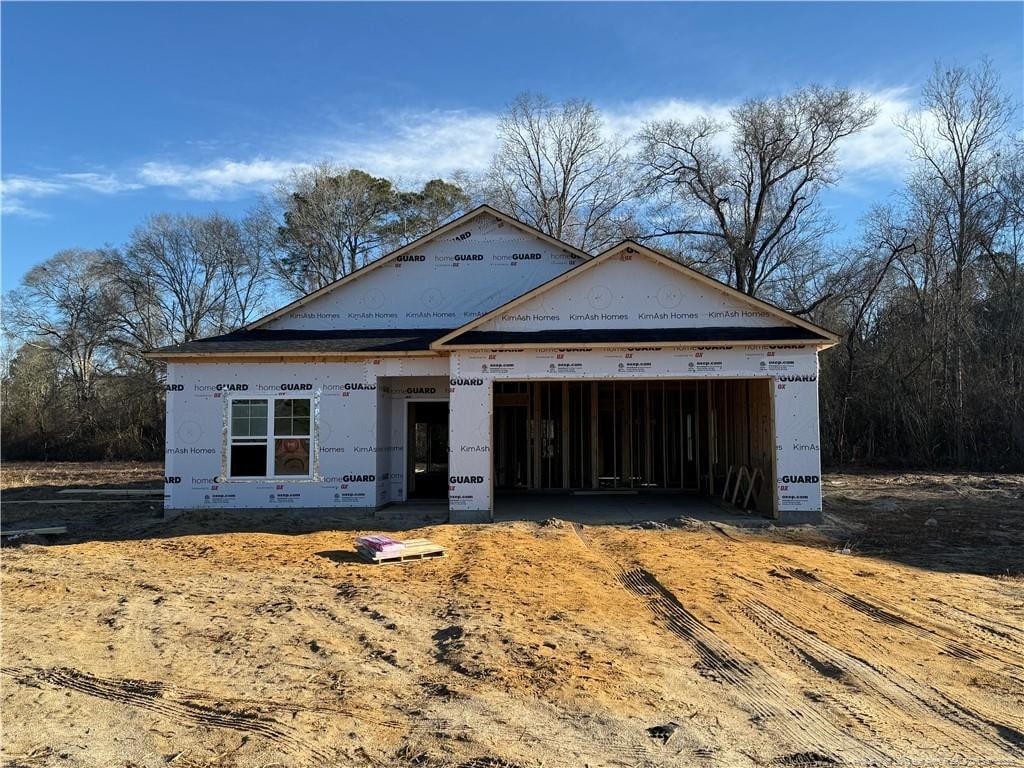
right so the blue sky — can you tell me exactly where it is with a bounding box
[2,1,1022,288]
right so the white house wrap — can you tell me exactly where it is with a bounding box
[151,206,836,523]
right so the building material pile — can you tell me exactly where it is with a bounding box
[355,535,447,565]
[356,535,406,558]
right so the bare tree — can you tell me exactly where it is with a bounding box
[107,213,264,357]
[3,249,120,403]
[486,93,639,252]
[819,206,916,462]
[229,206,276,325]
[897,60,1014,463]
[638,86,877,298]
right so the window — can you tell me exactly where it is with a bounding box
[229,398,312,478]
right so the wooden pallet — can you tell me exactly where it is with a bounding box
[358,538,446,565]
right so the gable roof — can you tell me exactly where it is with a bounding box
[246,204,591,330]
[432,240,839,348]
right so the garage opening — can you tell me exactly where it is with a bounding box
[493,379,773,514]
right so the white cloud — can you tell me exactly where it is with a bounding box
[327,110,499,179]
[836,87,916,180]
[1,171,142,215]
[137,158,305,200]
[0,197,49,217]
[2,90,920,216]
[1,175,67,216]
[1,176,67,197]
[57,172,143,194]
[603,98,734,139]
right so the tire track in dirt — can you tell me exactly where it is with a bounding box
[924,597,1024,649]
[570,523,886,765]
[738,600,1024,763]
[1,666,336,764]
[708,545,1024,763]
[932,689,1024,753]
[784,568,1024,675]
[617,567,888,765]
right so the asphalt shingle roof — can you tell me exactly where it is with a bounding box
[149,325,826,357]
[151,328,453,356]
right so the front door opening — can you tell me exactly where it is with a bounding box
[407,401,449,500]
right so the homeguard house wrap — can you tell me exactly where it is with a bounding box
[148,206,837,524]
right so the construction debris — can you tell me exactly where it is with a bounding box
[356,537,446,565]
[356,535,406,558]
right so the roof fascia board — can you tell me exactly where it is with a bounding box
[148,337,836,363]
[439,339,831,351]
[245,205,590,331]
[144,349,444,361]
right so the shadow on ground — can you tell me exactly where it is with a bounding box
[3,470,1023,578]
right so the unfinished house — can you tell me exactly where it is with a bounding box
[148,206,836,523]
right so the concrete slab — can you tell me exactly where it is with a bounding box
[493,493,770,527]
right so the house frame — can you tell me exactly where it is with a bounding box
[148,206,835,523]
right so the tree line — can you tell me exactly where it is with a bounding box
[3,60,1021,469]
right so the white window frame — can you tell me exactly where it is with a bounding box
[226,394,315,480]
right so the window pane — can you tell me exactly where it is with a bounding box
[231,400,269,439]
[272,399,311,436]
[274,438,310,475]
[230,442,267,477]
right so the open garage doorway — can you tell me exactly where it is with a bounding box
[493,379,774,515]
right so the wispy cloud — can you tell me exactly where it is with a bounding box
[137,158,306,200]
[1,172,141,216]
[1,176,66,216]
[602,98,735,139]
[326,110,499,180]
[1,90,918,216]
[837,87,916,179]
[57,172,143,194]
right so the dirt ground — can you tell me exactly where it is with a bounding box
[2,464,1023,768]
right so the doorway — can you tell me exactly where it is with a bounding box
[407,401,449,500]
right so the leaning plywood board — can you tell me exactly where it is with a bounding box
[4,499,143,505]
[1,526,67,537]
[359,538,446,565]
[57,489,162,496]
